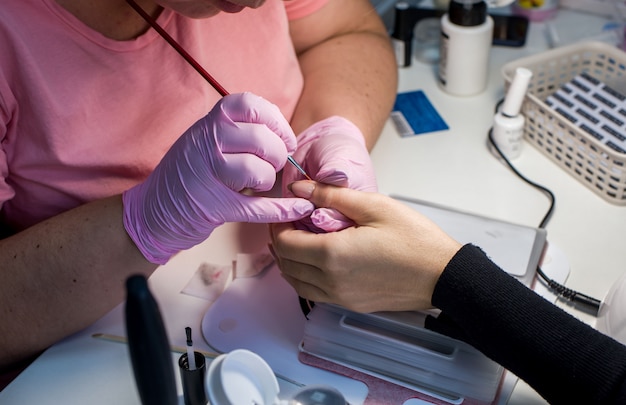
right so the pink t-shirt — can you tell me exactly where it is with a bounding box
[0,0,328,232]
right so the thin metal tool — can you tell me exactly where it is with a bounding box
[287,155,313,181]
[125,0,311,179]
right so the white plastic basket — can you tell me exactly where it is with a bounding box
[502,41,626,205]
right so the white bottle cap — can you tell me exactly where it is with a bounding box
[501,67,532,117]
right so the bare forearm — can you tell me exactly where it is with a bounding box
[289,2,398,149]
[0,195,156,368]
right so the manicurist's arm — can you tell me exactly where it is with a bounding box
[0,94,314,370]
[0,196,155,369]
[288,0,398,149]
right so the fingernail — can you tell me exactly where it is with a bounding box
[289,181,315,199]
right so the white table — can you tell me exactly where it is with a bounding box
[1,8,625,405]
[373,8,626,404]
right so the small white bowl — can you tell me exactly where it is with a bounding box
[205,349,279,405]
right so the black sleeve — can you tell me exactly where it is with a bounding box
[425,244,626,404]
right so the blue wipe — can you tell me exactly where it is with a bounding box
[391,90,448,137]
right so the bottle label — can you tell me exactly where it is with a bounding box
[438,32,449,85]
[391,38,406,68]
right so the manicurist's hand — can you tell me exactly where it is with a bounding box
[123,93,315,264]
[269,181,463,313]
[282,116,377,233]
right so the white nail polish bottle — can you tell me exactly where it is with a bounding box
[492,67,533,159]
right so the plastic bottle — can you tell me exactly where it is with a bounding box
[491,67,533,159]
[438,0,494,96]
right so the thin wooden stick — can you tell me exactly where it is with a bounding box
[92,332,219,358]
[92,333,305,387]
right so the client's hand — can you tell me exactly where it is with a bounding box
[282,116,377,233]
[123,93,315,264]
[269,181,462,313]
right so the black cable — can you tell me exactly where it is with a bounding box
[488,127,556,229]
[488,100,601,316]
[535,266,602,314]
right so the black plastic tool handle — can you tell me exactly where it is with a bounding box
[125,275,177,405]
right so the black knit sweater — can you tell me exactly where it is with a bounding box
[426,244,626,404]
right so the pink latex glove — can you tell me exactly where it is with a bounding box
[123,93,315,264]
[282,116,377,232]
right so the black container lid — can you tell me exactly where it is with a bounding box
[448,0,487,26]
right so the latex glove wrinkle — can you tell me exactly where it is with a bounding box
[123,93,314,264]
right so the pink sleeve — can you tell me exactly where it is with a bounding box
[0,77,15,213]
[0,148,13,211]
[284,0,329,20]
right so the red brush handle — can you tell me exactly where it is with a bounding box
[126,0,229,97]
